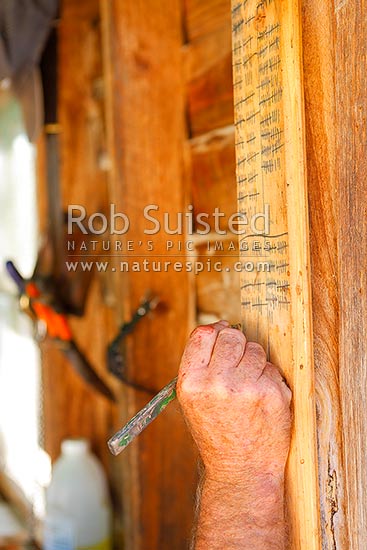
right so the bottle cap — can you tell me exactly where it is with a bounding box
[61,438,90,455]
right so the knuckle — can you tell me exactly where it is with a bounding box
[283,384,292,403]
[177,374,203,402]
[207,376,230,399]
[219,327,246,340]
[264,363,292,403]
[215,330,246,355]
[205,375,240,401]
[263,382,289,410]
[265,363,283,381]
[212,340,244,365]
[177,376,193,397]
[240,381,262,402]
[245,341,266,361]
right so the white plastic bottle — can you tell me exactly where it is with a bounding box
[44,438,112,550]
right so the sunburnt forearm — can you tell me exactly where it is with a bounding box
[194,474,287,550]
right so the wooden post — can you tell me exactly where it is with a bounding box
[302,1,367,548]
[100,1,198,548]
[302,1,348,547]
[336,2,367,548]
[231,1,320,547]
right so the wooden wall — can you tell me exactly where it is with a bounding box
[38,0,122,543]
[40,0,116,471]
[302,2,347,547]
[40,0,238,548]
[100,1,197,548]
[99,0,239,547]
[39,0,367,549]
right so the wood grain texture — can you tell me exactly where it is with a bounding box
[41,0,116,482]
[186,24,234,136]
[190,125,236,228]
[100,1,198,548]
[194,239,241,323]
[58,1,108,213]
[185,0,231,41]
[302,1,348,548]
[231,1,320,547]
[335,1,367,548]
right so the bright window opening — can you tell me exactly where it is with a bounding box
[0,93,51,527]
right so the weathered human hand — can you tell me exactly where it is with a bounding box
[177,320,292,485]
[178,321,292,549]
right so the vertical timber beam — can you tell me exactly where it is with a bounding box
[302,2,348,548]
[336,1,367,548]
[100,1,198,549]
[231,1,321,548]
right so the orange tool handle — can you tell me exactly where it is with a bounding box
[26,282,72,341]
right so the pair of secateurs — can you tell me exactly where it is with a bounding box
[6,260,115,403]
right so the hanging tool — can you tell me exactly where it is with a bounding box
[37,24,94,316]
[107,294,160,390]
[6,260,115,403]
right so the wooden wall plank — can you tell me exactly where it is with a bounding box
[185,0,240,336]
[42,0,116,473]
[195,239,240,322]
[185,0,231,41]
[231,1,320,548]
[59,1,108,213]
[101,1,198,548]
[336,1,367,548]
[186,25,233,135]
[190,126,236,227]
[302,2,348,548]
